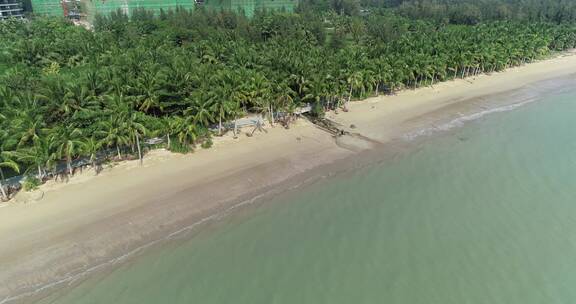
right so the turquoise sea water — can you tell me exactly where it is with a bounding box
[36,78,576,304]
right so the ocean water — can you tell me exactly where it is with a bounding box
[36,79,576,304]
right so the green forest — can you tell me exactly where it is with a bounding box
[1,0,576,200]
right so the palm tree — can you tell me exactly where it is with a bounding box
[160,116,178,149]
[50,125,84,176]
[12,111,45,149]
[187,97,215,128]
[0,128,14,181]
[130,67,168,114]
[175,116,198,146]
[82,136,103,172]
[346,71,363,108]
[9,136,56,180]
[0,119,19,200]
[101,94,132,160]
[0,158,19,201]
[124,112,148,166]
[250,73,274,125]
[61,83,98,118]
[208,70,237,135]
[99,120,131,160]
[273,83,295,126]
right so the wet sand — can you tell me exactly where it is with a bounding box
[1,53,576,303]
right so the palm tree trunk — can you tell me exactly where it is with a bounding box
[37,165,43,179]
[116,144,122,159]
[234,119,238,136]
[349,85,353,101]
[270,105,274,126]
[219,115,223,136]
[166,134,171,149]
[67,158,72,176]
[136,133,143,166]
[0,180,7,201]
[0,168,5,183]
[375,83,379,96]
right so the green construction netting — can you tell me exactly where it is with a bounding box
[30,0,63,16]
[31,0,296,18]
[205,0,297,17]
[85,0,194,16]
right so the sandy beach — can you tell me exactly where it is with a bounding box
[2,53,576,303]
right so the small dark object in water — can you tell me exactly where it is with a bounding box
[350,124,356,129]
[296,137,302,141]
[246,132,253,137]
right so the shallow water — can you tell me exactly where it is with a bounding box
[36,79,576,304]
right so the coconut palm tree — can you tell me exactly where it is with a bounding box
[160,116,178,149]
[346,71,364,107]
[0,158,18,201]
[99,120,131,160]
[100,94,133,159]
[250,73,274,125]
[124,112,148,166]
[211,96,237,136]
[175,116,198,146]
[187,97,215,129]
[82,136,104,172]
[9,136,56,180]
[130,67,168,114]
[50,125,84,176]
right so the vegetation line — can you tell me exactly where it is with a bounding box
[1,0,576,201]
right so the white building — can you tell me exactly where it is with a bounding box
[0,0,23,19]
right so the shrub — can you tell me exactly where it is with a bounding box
[168,141,192,154]
[311,101,325,118]
[201,138,213,149]
[22,176,41,192]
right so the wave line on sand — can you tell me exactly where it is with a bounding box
[402,99,536,140]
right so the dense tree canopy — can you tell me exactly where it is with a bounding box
[300,0,576,23]
[393,0,576,24]
[1,4,576,199]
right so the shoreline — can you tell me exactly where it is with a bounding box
[2,53,576,303]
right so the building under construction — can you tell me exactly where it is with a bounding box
[30,0,297,20]
[0,0,23,19]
